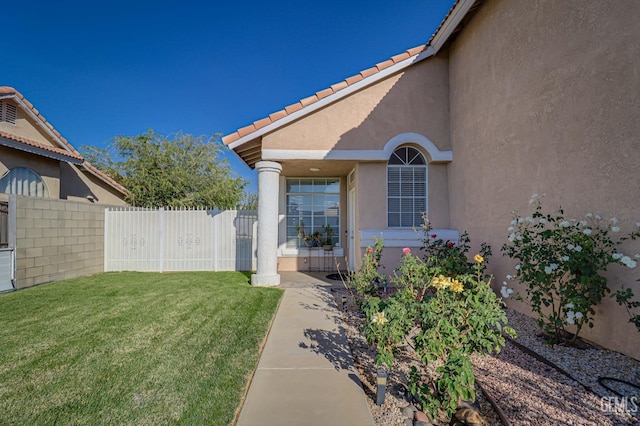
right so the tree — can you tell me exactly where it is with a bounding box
[81,130,248,208]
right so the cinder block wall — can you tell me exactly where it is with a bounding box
[15,197,105,288]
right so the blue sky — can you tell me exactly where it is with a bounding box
[4,0,454,193]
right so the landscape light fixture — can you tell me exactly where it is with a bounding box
[342,295,347,312]
[376,369,387,406]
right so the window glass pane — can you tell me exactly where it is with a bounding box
[286,179,300,193]
[386,147,427,228]
[299,179,314,193]
[325,179,340,193]
[389,213,400,227]
[286,178,341,247]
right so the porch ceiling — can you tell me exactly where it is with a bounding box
[279,159,366,177]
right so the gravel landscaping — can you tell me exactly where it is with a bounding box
[332,288,640,426]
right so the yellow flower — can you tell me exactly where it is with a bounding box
[372,311,388,325]
[474,254,484,263]
[449,279,464,293]
[431,274,451,290]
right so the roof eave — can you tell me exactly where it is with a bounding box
[228,46,436,152]
[0,136,83,164]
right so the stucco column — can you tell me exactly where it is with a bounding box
[251,161,282,286]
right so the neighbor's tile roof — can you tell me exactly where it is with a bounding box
[221,44,429,146]
[0,86,82,157]
[0,86,128,195]
[0,130,84,161]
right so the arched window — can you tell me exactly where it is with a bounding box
[387,146,427,228]
[0,167,50,198]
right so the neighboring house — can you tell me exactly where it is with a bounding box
[223,0,639,358]
[0,86,128,205]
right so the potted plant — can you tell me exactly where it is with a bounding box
[296,221,315,247]
[322,224,334,251]
[311,230,323,247]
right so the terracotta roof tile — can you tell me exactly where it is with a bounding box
[0,130,84,161]
[284,102,303,114]
[360,66,378,79]
[0,86,127,195]
[391,52,410,63]
[406,45,427,56]
[222,44,428,146]
[253,117,272,130]
[269,110,288,121]
[299,95,318,107]
[375,59,394,71]
[329,81,349,92]
[221,133,239,145]
[237,124,257,137]
[344,74,364,85]
[315,88,334,99]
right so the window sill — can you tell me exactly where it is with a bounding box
[279,247,344,257]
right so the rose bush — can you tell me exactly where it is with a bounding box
[351,219,514,421]
[501,194,640,343]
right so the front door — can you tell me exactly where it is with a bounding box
[348,188,356,271]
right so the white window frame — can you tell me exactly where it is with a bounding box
[283,177,341,250]
[387,146,427,228]
[0,167,50,198]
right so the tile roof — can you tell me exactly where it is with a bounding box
[221,0,482,158]
[0,130,84,161]
[221,44,429,146]
[0,86,82,158]
[0,86,128,196]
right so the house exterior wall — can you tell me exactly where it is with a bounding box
[13,196,106,289]
[59,163,128,206]
[448,0,640,357]
[0,100,56,147]
[0,145,61,198]
[262,56,451,153]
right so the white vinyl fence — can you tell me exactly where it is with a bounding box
[0,248,14,292]
[104,208,258,272]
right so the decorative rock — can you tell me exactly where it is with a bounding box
[415,421,433,426]
[414,410,431,423]
[404,419,414,426]
[401,404,417,418]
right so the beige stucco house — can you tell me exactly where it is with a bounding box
[223,0,640,358]
[0,86,128,206]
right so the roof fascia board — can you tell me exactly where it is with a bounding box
[10,96,78,156]
[228,46,436,151]
[429,0,477,53]
[0,137,83,164]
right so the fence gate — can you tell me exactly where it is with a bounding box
[0,201,14,291]
[104,208,258,272]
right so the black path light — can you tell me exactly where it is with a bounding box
[376,369,387,405]
[342,295,348,312]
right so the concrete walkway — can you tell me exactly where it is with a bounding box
[235,272,375,426]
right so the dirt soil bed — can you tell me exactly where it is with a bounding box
[332,288,640,426]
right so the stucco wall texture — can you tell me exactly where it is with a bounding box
[447,0,640,357]
[262,56,451,153]
[14,197,105,289]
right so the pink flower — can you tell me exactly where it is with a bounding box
[402,247,411,255]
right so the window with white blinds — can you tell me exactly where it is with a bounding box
[0,167,50,198]
[387,146,427,228]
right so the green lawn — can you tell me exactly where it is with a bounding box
[0,272,282,425]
